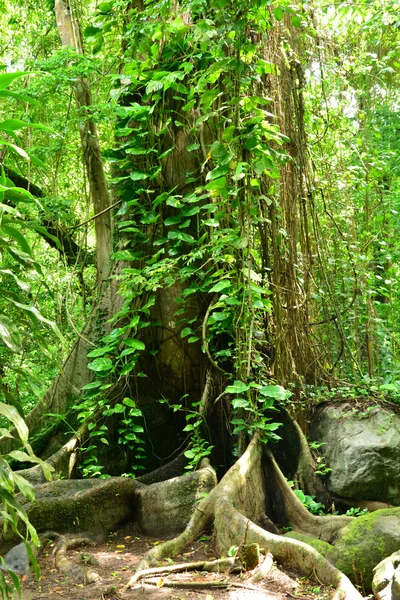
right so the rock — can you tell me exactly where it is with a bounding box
[2,542,30,574]
[327,508,400,592]
[311,402,400,503]
[372,551,400,600]
[282,531,332,556]
[394,566,400,599]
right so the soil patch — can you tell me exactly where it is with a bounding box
[16,524,333,600]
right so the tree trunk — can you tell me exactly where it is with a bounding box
[54,0,112,285]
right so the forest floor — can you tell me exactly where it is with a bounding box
[16,523,334,600]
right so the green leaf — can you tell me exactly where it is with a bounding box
[124,339,145,350]
[1,224,31,254]
[225,381,249,393]
[0,403,28,444]
[81,381,103,390]
[146,80,164,94]
[0,89,40,106]
[232,398,250,409]
[231,417,246,425]
[98,1,114,12]
[0,119,32,132]
[206,165,230,181]
[209,279,231,293]
[7,300,64,343]
[120,348,137,357]
[0,140,30,160]
[129,315,141,328]
[0,269,31,293]
[129,170,150,181]
[12,473,35,502]
[259,385,289,400]
[273,7,284,20]
[87,346,114,358]
[26,542,40,580]
[180,327,193,338]
[0,72,31,91]
[88,357,113,372]
[84,26,102,37]
[291,15,302,27]
[0,316,21,352]
[123,398,137,408]
[164,215,182,226]
[208,311,230,322]
[132,425,144,433]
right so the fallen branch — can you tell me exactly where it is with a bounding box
[142,577,271,593]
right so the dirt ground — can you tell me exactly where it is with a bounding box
[16,524,333,600]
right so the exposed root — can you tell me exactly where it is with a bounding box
[214,499,363,600]
[16,420,90,484]
[128,556,236,584]
[266,449,353,543]
[52,533,101,584]
[287,412,331,504]
[248,552,274,584]
[126,434,362,599]
[126,503,212,580]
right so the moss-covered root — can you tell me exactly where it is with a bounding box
[214,499,363,600]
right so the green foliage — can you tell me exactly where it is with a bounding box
[345,507,369,518]
[0,69,62,597]
[74,387,146,478]
[225,381,285,443]
[293,489,326,516]
[0,402,53,597]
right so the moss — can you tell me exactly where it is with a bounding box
[283,531,332,556]
[327,508,400,592]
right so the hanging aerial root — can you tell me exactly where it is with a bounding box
[214,499,363,600]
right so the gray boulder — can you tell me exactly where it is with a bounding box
[327,507,400,592]
[311,402,400,504]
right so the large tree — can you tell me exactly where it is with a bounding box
[0,0,399,598]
